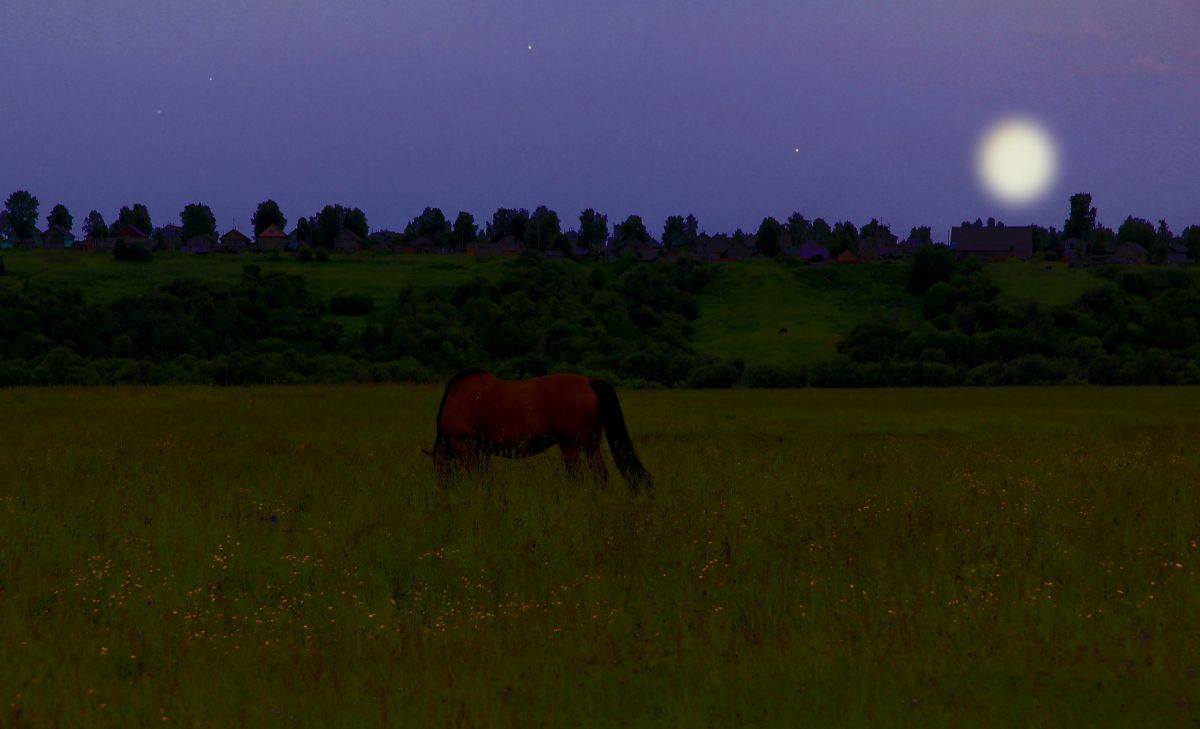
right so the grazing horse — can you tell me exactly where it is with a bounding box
[431,368,653,491]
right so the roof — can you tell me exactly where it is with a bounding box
[111,223,149,240]
[221,229,250,243]
[951,225,1034,258]
[257,224,288,239]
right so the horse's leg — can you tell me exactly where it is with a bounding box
[561,444,584,481]
[584,428,608,488]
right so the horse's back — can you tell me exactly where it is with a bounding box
[440,371,600,447]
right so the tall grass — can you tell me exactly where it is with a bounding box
[2,387,1198,726]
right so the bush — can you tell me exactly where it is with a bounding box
[298,246,314,262]
[685,359,743,388]
[0,255,5,275]
[316,248,330,263]
[113,240,152,262]
[329,294,374,316]
[908,245,956,295]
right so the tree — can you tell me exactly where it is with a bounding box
[662,215,686,250]
[616,214,649,242]
[786,213,810,243]
[180,203,217,242]
[83,210,108,239]
[1182,226,1200,262]
[810,217,832,243]
[487,208,530,241]
[315,206,344,248]
[1117,216,1156,248]
[685,214,699,246]
[116,204,153,236]
[252,200,287,235]
[908,244,956,295]
[578,208,608,252]
[828,221,859,256]
[3,190,40,240]
[452,211,477,249]
[46,204,73,232]
[405,207,449,241]
[907,226,932,245]
[293,217,314,245]
[528,206,561,251]
[1156,219,1173,244]
[344,208,368,241]
[860,218,892,239]
[755,216,784,257]
[1063,192,1097,241]
[1031,225,1061,256]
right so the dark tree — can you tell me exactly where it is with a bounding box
[405,207,449,241]
[83,210,108,239]
[344,208,368,241]
[828,221,859,256]
[616,214,650,242]
[252,200,287,235]
[1183,226,1200,262]
[1063,192,1097,241]
[578,208,609,252]
[662,215,686,250]
[755,216,784,257]
[1117,216,1156,248]
[3,190,40,240]
[1090,224,1116,256]
[810,217,832,243]
[529,206,561,251]
[117,204,153,236]
[1031,225,1061,256]
[1156,219,1173,243]
[180,203,217,242]
[46,204,73,232]
[907,226,932,245]
[293,216,314,245]
[860,218,892,239]
[908,244,956,295]
[685,214,699,245]
[452,211,477,248]
[786,212,810,243]
[487,208,530,241]
[315,206,344,248]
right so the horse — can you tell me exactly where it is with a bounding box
[430,368,653,491]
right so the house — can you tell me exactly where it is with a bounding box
[110,224,149,247]
[1167,243,1189,266]
[836,250,861,265]
[220,229,250,252]
[407,235,439,254]
[950,225,1034,261]
[612,238,661,262]
[368,231,400,251]
[42,225,76,249]
[466,242,499,257]
[333,229,364,252]
[1060,238,1084,262]
[255,224,291,253]
[186,233,216,254]
[80,235,114,252]
[496,235,524,256]
[721,237,754,262]
[1109,242,1148,266]
[794,241,830,262]
[159,224,183,251]
[695,234,729,261]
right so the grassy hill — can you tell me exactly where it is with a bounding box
[0,250,1106,366]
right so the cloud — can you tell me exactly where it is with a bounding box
[1131,56,1199,76]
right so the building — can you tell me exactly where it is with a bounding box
[42,225,76,249]
[159,224,184,251]
[836,250,861,265]
[333,229,364,252]
[950,225,1034,261]
[1108,242,1148,266]
[220,229,250,252]
[255,224,291,252]
[186,233,216,254]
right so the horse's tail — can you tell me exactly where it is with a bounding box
[433,368,486,485]
[590,379,653,491]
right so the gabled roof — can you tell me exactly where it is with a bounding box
[221,229,250,243]
[257,224,288,239]
[951,225,1034,258]
[112,223,149,240]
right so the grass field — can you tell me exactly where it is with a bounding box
[3,386,1199,726]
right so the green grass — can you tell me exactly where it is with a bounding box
[692,261,919,366]
[986,260,1102,308]
[3,386,1199,726]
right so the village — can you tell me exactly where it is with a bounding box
[3,217,1189,267]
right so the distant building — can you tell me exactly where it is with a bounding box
[220,229,250,252]
[333,229,364,252]
[159,224,184,251]
[255,224,291,252]
[950,225,1034,261]
[186,233,217,254]
[42,224,76,249]
[836,250,860,265]
[1108,242,1148,266]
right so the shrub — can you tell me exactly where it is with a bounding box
[113,240,152,262]
[298,246,314,262]
[329,294,374,316]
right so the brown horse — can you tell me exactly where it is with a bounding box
[431,368,653,491]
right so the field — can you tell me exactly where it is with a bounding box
[3,386,1199,726]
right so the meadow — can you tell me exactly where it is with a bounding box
[2,386,1198,726]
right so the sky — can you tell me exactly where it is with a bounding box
[2,0,1197,240]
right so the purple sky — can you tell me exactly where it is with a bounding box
[3,1,1197,240]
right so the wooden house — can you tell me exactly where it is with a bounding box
[220,229,250,252]
[42,224,76,249]
[333,229,364,252]
[255,224,291,252]
[950,225,1034,261]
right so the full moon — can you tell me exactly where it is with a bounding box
[975,117,1058,207]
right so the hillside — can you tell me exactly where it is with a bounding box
[0,250,1107,370]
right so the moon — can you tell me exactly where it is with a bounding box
[975,116,1059,207]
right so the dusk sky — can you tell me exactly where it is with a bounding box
[3,1,1197,240]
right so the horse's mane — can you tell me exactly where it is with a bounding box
[435,367,488,432]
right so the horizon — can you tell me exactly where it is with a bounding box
[3,1,1197,237]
